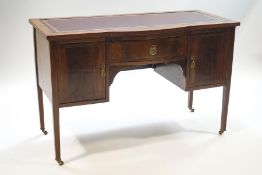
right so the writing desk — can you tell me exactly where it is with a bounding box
[30,11,240,165]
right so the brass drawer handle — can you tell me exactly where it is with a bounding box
[100,64,106,77]
[190,56,196,69]
[149,45,157,56]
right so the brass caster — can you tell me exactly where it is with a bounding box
[56,159,64,166]
[41,129,48,135]
[190,108,195,112]
[219,130,224,135]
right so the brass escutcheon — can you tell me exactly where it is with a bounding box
[149,45,157,56]
[100,64,106,77]
[190,56,196,69]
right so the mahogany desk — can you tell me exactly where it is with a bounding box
[29,11,240,165]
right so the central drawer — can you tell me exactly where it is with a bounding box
[109,35,187,65]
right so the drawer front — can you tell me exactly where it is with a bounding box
[109,36,187,64]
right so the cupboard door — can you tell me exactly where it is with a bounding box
[189,31,226,88]
[58,42,106,104]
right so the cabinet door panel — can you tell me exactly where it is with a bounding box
[58,42,106,104]
[189,32,226,88]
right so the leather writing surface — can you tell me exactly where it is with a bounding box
[43,11,223,33]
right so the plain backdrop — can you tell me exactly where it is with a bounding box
[0,0,262,175]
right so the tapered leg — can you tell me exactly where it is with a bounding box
[37,86,48,135]
[219,84,231,135]
[188,91,194,112]
[33,29,47,135]
[52,104,64,165]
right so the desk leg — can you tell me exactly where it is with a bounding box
[52,104,64,166]
[37,86,48,135]
[34,29,47,135]
[219,83,231,135]
[188,91,194,112]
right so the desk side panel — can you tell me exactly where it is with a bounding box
[154,63,187,90]
[223,27,236,84]
[35,30,52,101]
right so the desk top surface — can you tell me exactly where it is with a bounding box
[30,11,239,40]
